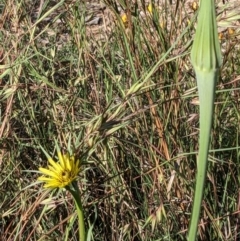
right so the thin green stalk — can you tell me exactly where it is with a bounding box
[67,182,86,241]
[188,0,222,239]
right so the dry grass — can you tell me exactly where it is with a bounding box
[0,0,240,240]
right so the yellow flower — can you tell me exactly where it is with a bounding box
[38,151,80,188]
[147,4,153,14]
[218,32,224,40]
[191,2,199,11]
[121,13,128,24]
[228,27,235,36]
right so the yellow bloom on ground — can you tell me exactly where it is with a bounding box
[38,151,80,188]
[228,27,235,36]
[191,2,199,11]
[121,13,127,24]
[147,4,153,14]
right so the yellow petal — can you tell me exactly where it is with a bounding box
[66,157,72,171]
[38,176,55,182]
[147,4,152,14]
[62,153,70,171]
[48,158,61,171]
[74,160,80,173]
[44,182,60,188]
[57,151,65,169]
[48,165,61,174]
[121,14,127,24]
[39,167,59,179]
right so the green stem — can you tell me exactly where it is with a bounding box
[188,70,218,240]
[188,0,221,238]
[67,182,86,241]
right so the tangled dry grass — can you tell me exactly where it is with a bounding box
[0,0,240,240]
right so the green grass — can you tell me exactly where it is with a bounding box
[0,0,239,240]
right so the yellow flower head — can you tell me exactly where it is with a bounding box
[38,151,80,189]
[147,4,153,14]
[191,2,199,11]
[228,27,235,36]
[121,13,128,24]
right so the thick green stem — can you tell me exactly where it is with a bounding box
[67,183,86,241]
[188,70,218,240]
[188,0,222,238]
